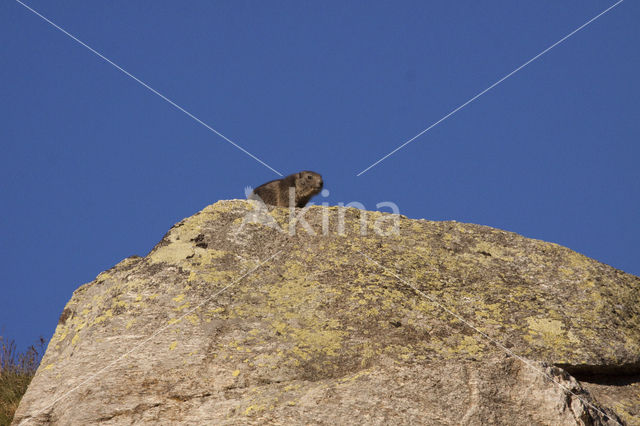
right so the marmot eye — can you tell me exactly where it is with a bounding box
[307,175,312,179]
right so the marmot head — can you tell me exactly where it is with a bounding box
[295,171,323,198]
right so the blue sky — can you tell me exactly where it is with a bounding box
[1,0,638,350]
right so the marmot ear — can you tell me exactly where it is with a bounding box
[297,172,302,178]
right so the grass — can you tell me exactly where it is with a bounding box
[0,336,44,426]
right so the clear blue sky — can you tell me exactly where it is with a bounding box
[1,1,638,350]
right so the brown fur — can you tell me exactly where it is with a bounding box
[250,171,323,207]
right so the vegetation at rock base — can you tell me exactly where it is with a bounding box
[0,336,44,426]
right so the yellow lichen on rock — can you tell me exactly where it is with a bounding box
[525,317,569,347]
[14,200,639,425]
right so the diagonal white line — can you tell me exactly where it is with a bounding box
[359,251,621,424]
[38,250,282,416]
[356,0,624,176]
[15,0,284,177]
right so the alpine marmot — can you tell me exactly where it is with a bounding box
[249,171,323,207]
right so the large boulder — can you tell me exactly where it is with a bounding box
[13,201,640,424]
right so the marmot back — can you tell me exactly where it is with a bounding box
[250,171,323,207]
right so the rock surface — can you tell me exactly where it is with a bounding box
[13,200,640,425]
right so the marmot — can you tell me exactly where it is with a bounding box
[250,171,323,207]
